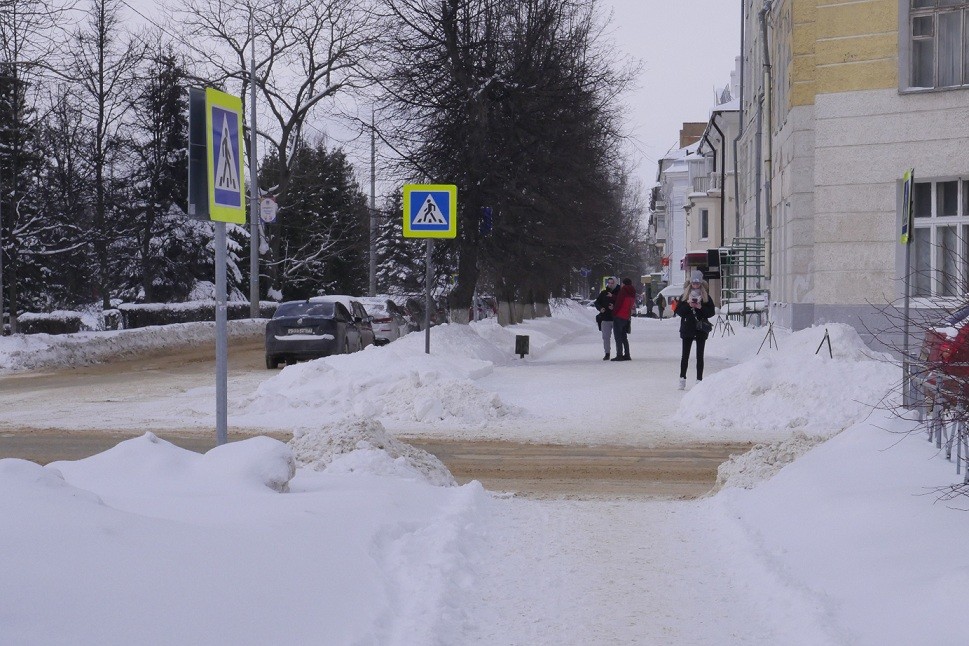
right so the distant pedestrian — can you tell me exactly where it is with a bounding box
[675,270,715,388]
[611,278,637,361]
[655,293,666,319]
[594,277,619,360]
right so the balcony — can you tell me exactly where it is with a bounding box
[691,176,710,194]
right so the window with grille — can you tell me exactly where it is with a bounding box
[911,179,969,296]
[909,0,969,89]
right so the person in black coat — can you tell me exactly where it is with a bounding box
[594,277,619,360]
[675,270,716,389]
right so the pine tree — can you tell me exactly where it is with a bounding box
[259,141,369,300]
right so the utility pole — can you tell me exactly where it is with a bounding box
[248,13,260,318]
[368,108,377,296]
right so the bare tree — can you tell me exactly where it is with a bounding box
[174,0,379,297]
[0,0,75,330]
[66,0,146,310]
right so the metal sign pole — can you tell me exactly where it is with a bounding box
[248,17,260,319]
[900,169,915,408]
[216,221,228,445]
[425,238,433,354]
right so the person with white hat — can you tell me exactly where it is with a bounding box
[675,270,716,389]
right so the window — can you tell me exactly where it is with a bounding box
[908,1,969,89]
[911,179,969,297]
[700,208,709,240]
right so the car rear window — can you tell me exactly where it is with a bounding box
[274,302,335,318]
[943,303,969,327]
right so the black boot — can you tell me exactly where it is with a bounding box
[603,352,610,360]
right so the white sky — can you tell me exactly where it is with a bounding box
[600,0,742,187]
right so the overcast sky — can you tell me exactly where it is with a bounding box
[600,0,741,187]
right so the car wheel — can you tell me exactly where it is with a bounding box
[285,357,296,366]
[266,355,279,370]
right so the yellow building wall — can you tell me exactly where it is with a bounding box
[789,0,898,107]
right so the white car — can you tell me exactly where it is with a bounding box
[354,296,409,343]
[655,285,682,318]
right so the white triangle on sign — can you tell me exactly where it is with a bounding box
[215,113,240,191]
[413,193,447,225]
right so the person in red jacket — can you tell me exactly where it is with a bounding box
[610,278,637,361]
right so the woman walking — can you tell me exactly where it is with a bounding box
[611,278,637,361]
[675,270,716,388]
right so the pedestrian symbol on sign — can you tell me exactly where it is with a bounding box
[415,194,447,224]
[216,113,239,191]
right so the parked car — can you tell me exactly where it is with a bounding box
[402,295,450,330]
[918,303,969,405]
[265,296,376,369]
[355,296,409,343]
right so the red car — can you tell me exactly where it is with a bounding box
[918,304,969,405]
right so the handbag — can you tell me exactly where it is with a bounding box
[696,318,713,334]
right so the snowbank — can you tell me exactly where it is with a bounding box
[50,432,296,494]
[242,308,587,431]
[0,319,265,372]
[677,323,898,442]
[710,411,969,646]
[0,431,490,645]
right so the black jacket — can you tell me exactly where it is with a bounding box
[594,287,618,322]
[674,294,716,340]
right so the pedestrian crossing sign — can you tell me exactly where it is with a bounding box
[403,184,457,239]
[205,88,246,224]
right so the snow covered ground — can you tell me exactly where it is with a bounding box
[1,302,966,644]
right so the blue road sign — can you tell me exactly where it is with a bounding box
[205,88,245,224]
[403,184,457,239]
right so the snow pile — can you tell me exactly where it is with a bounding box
[0,319,265,372]
[677,323,897,441]
[51,432,296,494]
[289,418,456,487]
[0,432,489,645]
[245,314,584,429]
[712,411,969,646]
[713,432,824,491]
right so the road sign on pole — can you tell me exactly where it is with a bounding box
[188,87,244,445]
[403,184,457,239]
[205,88,246,225]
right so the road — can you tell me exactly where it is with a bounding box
[0,337,749,498]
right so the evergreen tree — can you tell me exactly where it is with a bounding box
[259,141,369,300]
[119,46,198,302]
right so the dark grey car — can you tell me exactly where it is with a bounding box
[265,299,374,369]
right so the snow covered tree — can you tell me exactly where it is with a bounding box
[259,141,369,300]
[66,0,146,309]
[175,0,380,298]
[0,0,76,329]
[118,44,197,302]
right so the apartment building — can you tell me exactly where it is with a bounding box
[737,0,969,348]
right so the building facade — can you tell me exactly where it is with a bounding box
[738,0,969,348]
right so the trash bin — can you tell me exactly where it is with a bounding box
[515,334,529,359]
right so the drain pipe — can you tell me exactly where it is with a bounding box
[711,115,727,248]
[732,0,745,239]
[761,0,774,276]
